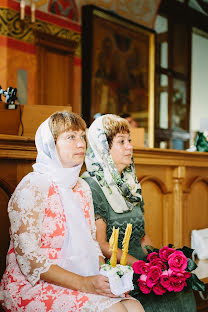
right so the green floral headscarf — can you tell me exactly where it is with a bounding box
[82,115,143,214]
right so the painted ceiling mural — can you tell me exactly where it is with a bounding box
[48,0,78,21]
[79,0,161,27]
[15,0,161,27]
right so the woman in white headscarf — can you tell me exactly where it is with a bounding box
[0,112,144,312]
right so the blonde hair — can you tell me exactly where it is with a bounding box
[102,114,130,148]
[49,111,86,142]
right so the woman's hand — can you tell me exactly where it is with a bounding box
[82,275,116,297]
[141,235,153,253]
[99,256,105,269]
[41,265,115,297]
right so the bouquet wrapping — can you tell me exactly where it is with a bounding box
[100,264,134,296]
[99,224,134,296]
[132,245,205,296]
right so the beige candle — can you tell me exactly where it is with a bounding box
[20,0,25,20]
[31,0,35,23]
[109,226,119,267]
[120,223,132,266]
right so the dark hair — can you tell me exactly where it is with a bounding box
[119,113,131,119]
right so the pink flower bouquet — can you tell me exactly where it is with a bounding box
[132,245,205,296]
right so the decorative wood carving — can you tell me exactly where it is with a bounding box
[34,30,78,53]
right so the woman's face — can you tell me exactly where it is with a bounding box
[56,129,86,168]
[110,132,133,174]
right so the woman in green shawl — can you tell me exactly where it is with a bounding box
[82,114,197,312]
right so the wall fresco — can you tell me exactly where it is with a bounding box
[48,0,78,21]
[6,0,161,28]
[0,7,81,56]
[78,0,161,28]
[116,0,161,27]
[14,0,78,21]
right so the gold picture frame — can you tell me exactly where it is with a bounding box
[82,5,155,147]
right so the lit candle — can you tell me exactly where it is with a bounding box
[120,224,132,266]
[31,0,35,23]
[20,0,25,20]
[109,226,119,267]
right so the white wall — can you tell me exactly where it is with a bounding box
[190,30,208,131]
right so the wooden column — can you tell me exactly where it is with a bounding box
[172,166,185,247]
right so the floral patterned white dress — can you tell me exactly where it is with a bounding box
[0,172,124,312]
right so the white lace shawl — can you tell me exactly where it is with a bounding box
[8,172,53,286]
[8,173,102,286]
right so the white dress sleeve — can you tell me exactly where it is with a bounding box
[80,178,104,259]
[8,173,54,286]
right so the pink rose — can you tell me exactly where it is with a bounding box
[168,251,187,272]
[140,274,147,282]
[146,266,162,288]
[138,275,151,294]
[133,260,145,274]
[133,260,150,274]
[183,271,191,279]
[153,282,167,295]
[168,269,186,292]
[160,270,171,289]
[159,246,176,262]
[150,259,167,271]
[147,252,159,262]
[141,263,150,274]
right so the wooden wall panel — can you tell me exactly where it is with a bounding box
[184,179,208,246]
[141,179,164,248]
[134,148,208,249]
[19,104,72,138]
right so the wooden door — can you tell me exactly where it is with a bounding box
[36,32,78,108]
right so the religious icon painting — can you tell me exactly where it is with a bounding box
[82,5,155,147]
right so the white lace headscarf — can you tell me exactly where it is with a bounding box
[33,117,99,277]
[83,115,143,214]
